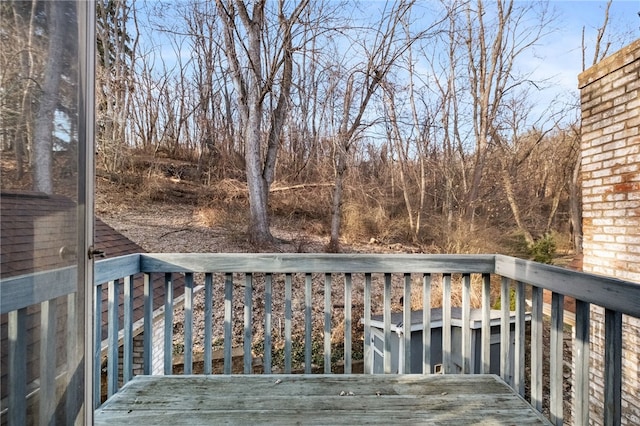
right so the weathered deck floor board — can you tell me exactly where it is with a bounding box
[94,374,551,425]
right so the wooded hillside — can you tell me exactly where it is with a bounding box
[1,0,629,259]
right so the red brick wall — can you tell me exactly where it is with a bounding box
[578,38,640,425]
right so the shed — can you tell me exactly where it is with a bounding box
[368,307,530,380]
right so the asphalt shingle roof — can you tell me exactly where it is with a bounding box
[1,191,183,400]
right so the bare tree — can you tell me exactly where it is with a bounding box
[325,0,439,252]
[379,16,442,241]
[567,122,582,252]
[570,0,614,253]
[1,1,48,185]
[461,1,554,228]
[415,0,555,243]
[187,2,236,178]
[32,1,68,193]
[12,0,38,180]
[381,74,432,241]
[581,0,612,72]
[215,0,309,245]
[128,56,165,152]
[493,93,555,245]
[96,0,138,175]
[421,1,466,240]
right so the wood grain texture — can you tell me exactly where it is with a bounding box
[94,254,140,285]
[140,253,497,274]
[1,266,76,313]
[95,374,551,425]
[494,255,640,317]
[8,309,27,426]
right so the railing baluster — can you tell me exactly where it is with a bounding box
[164,273,174,375]
[402,273,411,373]
[500,277,511,385]
[143,274,153,375]
[422,273,431,374]
[344,273,353,374]
[204,273,213,375]
[442,273,452,374]
[8,308,27,425]
[107,279,119,396]
[264,273,273,374]
[573,299,590,425]
[514,280,525,396]
[304,273,312,374]
[223,273,233,375]
[461,273,471,374]
[93,284,103,407]
[550,291,564,425]
[604,308,622,426]
[383,273,392,374]
[244,274,253,374]
[530,286,543,412]
[123,275,134,382]
[323,273,332,374]
[65,291,80,424]
[481,273,491,374]
[285,273,293,374]
[184,273,194,375]
[363,273,372,374]
[40,299,57,423]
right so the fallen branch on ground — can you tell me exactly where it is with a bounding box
[269,183,334,192]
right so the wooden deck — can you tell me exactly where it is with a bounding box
[94,374,551,425]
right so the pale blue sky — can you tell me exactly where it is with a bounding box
[542,0,638,87]
[134,0,639,130]
[517,0,638,122]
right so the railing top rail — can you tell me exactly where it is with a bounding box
[0,266,77,314]
[4,252,640,318]
[139,253,497,274]
[495,255,640,318]
[94,253,140,285]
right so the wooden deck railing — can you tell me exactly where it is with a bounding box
[1,266,82,425]
[3,253,640,425]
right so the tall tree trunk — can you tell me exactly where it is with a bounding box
[546,190,562,233]
[217,0,272,244]
[326,0,419,252]
[216,0,307,245]
[328,140,348,252]
[500,166,534,245]
[569,149,582,252]
[243,1,272,244]
[245,104,272,243]
[383,82,415,235]
[13,0,37,180]
[33,1,65,194]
